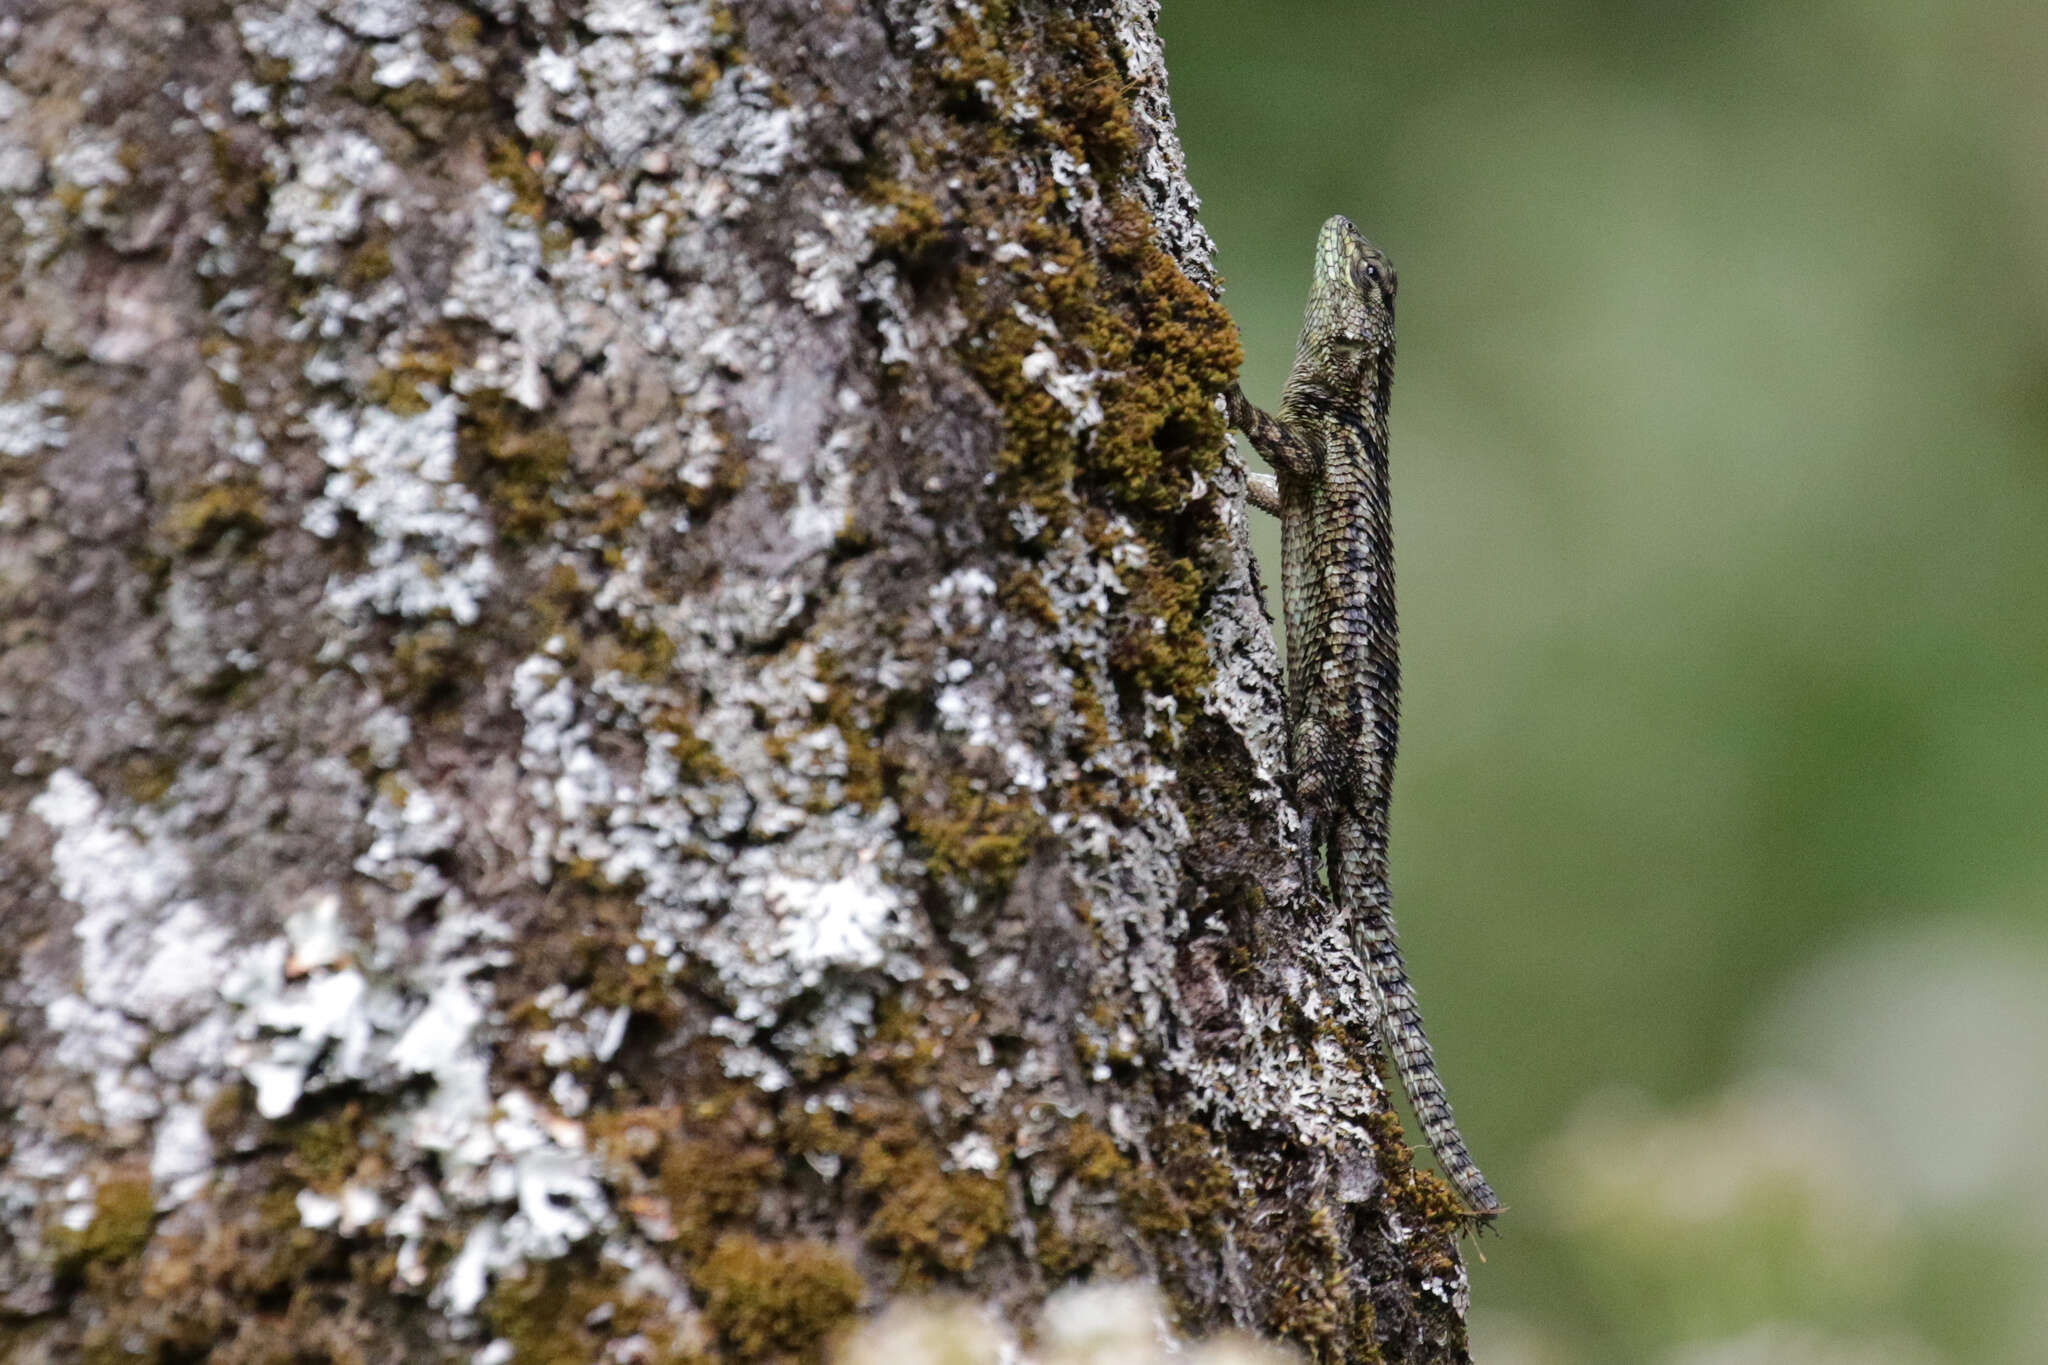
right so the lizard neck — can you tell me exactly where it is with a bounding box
[1277,356,1392,456]
[1279,343,1393,439]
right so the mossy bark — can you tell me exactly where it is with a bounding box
[0,1,1477,1361]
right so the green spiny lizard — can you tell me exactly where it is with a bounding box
[1228,215,1502,1218]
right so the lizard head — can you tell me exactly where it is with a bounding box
[1306,214,1396,356]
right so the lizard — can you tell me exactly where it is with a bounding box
[1226,214,1502,1219]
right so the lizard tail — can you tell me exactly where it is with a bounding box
[1333,817,1503,1217]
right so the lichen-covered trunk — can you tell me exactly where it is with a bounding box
[0,1,1476,1361]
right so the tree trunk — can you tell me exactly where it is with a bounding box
[0,1,1478,1361]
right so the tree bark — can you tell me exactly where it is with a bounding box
[0,1,1477,1361]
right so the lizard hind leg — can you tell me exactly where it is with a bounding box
[1299,811,1323,893]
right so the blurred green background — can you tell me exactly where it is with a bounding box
[1163,2,2048,1361]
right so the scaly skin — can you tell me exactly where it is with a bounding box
[1228,215,1501,1218]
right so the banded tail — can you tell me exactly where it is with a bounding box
[1333,817,1502,1217]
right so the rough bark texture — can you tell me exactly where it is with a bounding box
[0,2,1477,1362]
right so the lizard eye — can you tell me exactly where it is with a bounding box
[1364,262,1380,282]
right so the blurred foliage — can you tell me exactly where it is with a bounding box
[1163,1,2048,1360]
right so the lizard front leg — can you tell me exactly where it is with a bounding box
[1225,383,1317,879]
[1226,382,1317,491]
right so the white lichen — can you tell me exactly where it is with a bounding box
[265,128,394,277]
[237,0,351,83]
[516,0,719,167]
[790,204,885,316]
[300,391,498,623]
[1021,344,1106,433]
[0,388,68,458]
[441,184,566,409]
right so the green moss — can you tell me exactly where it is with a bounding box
[646,706,731,785]
[659,1136,779,1259]
[341,235,394,288]
[1265,1204,1355,1365]
[117,751,179,805]
[852,1124,1007,1282]
[1155,1121,1238,1245]
[1112,550,1208,702]
[365,345,461,416]
[895,10,1241,722]
[596,484,649,539]
[681,431,750,517]
[1058,1118,1192,1240]
[502,884,683,1039]
[283,1103,371,1193]
[1117,1167,1189,1240]
[161,480,268,555]
[485,1256,704,1365]
[997,567,1058,628]
[48,1171,156,1269]
[693,1234,863,1361]
[458,388,572,543]
[203,1084,251,1145]
[487,135,550,224]
[901,776,1045,895]
[243,1186,339,1295]
[589,614,677,682]
[389,620,472,710]
[863,177,948,287]
[445,10,484,50]
[1060,1118,1126,1185]
[804,671,888,812]
[1041,17,1139,173]
[1362,1107,1474,1237]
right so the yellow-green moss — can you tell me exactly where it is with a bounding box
[1265,1204,1355,1365]
[365,344,460,415]
[693,1234,863,1361]
[161,481,269,555]
[852,1126,1007,1283]
[485,1256,706,1365]
[487,136,550,224]
[647,705,733,785]
[1155,1121,1238,1246]
[116,750,179,805]
[245,1185,341,1294]
[901,776,1045,894]
[1111,551,1208,703]
[900,10,1241,720]
[203,1084,251,1145]
[341,234,395,288]
[681,432,750,516]
[504,880,685,1031]
[283,1103,373,1193]
[659,1136,780,1259]
[389,620,471,709]
[458,388,572,543]
[48,1171,156,1269]
[587,613,677,682]
[1362,1107,1474,1237]
[1060,1119,1126,1186]
[865,179,946,268]
[1058,1118,1192,1240]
